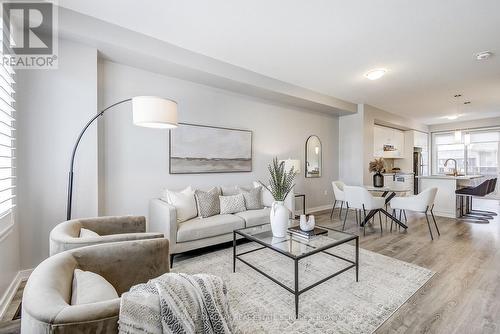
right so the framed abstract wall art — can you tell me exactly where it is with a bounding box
[169,123,252,174]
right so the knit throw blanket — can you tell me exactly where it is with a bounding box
[118,273,236,334]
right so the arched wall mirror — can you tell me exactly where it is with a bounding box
[305,135,322,178]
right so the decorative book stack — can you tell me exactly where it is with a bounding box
[288,226,328,240]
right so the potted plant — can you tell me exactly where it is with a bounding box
[369,158,385,188]
[260,157,296,237]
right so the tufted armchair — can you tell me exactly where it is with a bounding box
[49,216,164,256]
[21,238,170,334]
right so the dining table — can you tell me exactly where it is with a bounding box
[362,185,412,228]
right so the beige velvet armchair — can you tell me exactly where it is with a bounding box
[22,238,170,334]
[49,216,164,256]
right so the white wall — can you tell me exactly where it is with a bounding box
[429,116,500,132]
[339,104,364,185]
[16,39,98,268]
[365,104,428,133]
[99,61,339,215]
[0,222,20,310]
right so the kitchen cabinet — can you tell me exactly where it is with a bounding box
[414,131,429,150]
[413,131,429,176]
[374,125,405,158]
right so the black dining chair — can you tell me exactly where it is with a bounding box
[455,179,495,222]
[489,178,497,193]
[469,177,497,217]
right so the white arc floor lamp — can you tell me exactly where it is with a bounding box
[66,96,178,220]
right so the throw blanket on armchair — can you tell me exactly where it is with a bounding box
[119,273,236,334]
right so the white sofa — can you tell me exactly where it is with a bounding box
[148,185,294,266]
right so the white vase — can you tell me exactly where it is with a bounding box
[270,201,290,238]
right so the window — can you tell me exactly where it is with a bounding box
[432,132,465,175]
[0,59,15,218]
[432,129,500,179]
[466,130,500,176]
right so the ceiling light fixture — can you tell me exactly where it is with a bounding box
[475,51,494,60]
[444,94,468,121]
[364,68,387,80]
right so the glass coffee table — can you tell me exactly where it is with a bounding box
[233,223,359,319]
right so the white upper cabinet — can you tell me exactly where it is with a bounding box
[414,131,429,149]
[374,125,405,158]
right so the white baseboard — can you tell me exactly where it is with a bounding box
[307,204,333,213]
[18,269,33,281]
[295,204,333,216]
[0,269,32,320]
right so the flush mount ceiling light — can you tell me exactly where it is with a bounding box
[445,114,462,120]
[364,68,387,80]
[475,51,494,60]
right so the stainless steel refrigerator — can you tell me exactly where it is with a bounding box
[413,147,426,194]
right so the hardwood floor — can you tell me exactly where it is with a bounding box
[0,320,19,334]
[0,281,23,334]
[2,199,499,333]
[319,198,500,334]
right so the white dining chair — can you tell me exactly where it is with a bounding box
[330,181,346,219]
[390,187,439,240]
[344,186,396,235]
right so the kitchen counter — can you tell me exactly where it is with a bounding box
[382,172,414,194]
[382,172,414,175]
[416,174,483,180]
[418,175,484,218]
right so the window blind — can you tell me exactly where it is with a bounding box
[0,57,15,218]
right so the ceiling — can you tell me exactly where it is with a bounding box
[60,0,500,125]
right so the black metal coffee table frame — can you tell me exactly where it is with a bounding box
[233,225,359,319]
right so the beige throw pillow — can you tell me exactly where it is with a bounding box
[79,228,100,238]
[195,187,221,218]
[165,186,197,223]
[238,186,263,210]
[71,269,118,305]
[220,194,246,214]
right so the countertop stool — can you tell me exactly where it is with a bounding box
[455,179,496,223]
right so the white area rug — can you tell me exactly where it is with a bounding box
[173,243,433,334]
